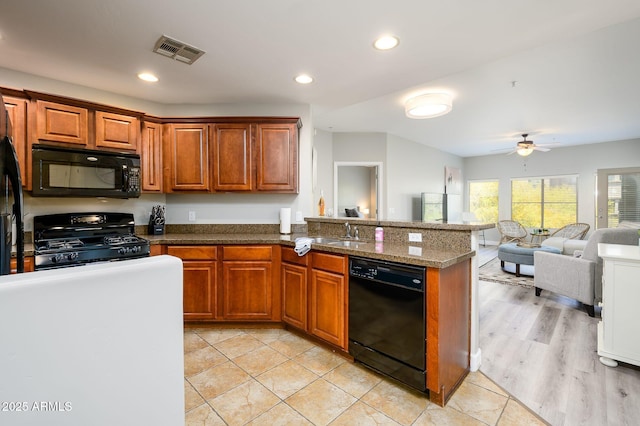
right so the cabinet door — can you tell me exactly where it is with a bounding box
[141,122,162,192]
[310,268,346,349]
[182,260,218,320]
[10,257,34,273]
[212,123,252,191]
[255,123,298,193]
[222,260,274,320]
[167,246,218,320]
[282,262,308,330]
[164,124,210,192]
[2,96,29,186]
[95,111,140,151]
[36,100,88,146]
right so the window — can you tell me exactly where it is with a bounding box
[469,180,499,223]
[511,175,578,228]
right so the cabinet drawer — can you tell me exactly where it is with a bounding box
[282,246,308,266]
[222,245,272,261]
[311,252,346,274]
[167,245,217,260]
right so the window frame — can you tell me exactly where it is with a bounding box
[510,174,579,229]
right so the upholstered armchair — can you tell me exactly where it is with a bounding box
[497,220,528,244]
[534,228,639,316]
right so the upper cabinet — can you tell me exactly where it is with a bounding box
[27,90,143,153]
[2,87,301,195]
[163,123,210,192]
[141,120,162,192]
[36,100,88,147]
[212,119,300,193]
[2,94,29,187]
[212,123,252,191]
[95,111,140,151]
[255,123,298,193]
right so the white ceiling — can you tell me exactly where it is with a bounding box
[1,0,640,157]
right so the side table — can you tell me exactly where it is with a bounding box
[530,231,549,245]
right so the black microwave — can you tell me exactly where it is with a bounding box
[32,144,141,198]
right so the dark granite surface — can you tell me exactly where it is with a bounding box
[145,232,474,269]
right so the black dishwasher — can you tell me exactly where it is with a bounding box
[348,256,426,392]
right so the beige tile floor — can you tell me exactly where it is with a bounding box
[184,327,547,426]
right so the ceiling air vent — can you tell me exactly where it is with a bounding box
[153,35,205,65]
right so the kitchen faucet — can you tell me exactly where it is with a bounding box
[344,222,351,238]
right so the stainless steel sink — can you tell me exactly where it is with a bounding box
[327,240,368,247]
[311,237,343,244]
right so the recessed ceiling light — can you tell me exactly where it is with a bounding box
[373,35,399,50]
[138,72,158,82]
[295,74,313,84]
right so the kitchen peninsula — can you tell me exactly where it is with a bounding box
[146,217,493,405]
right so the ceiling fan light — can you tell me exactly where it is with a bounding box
[405,93,452,119]
[517,147,533,156]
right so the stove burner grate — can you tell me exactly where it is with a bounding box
[46,239,84,250]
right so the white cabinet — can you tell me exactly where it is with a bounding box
[597,243,640,367]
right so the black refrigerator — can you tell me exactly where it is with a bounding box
[0,96,24,274]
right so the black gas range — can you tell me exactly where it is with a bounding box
[33,212,150,270]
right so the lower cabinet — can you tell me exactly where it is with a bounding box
[281,248,348,350]
[281,247,309,330]
[166,246,218,321]
[221,245,280,321]
[10,256,34,273]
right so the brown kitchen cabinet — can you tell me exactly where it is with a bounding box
[141,121,162,192]
[163,123,210,192]
[212,123,252,191]
[166,246,218,321]
[255,123,298,193]
[2,95,29,187]
[281,248,347,350]
[10,256,34,273]
[35,100,89,147]
[309,251,348,350]
[281,246,309,330]
[221,245,280,321]
[95,111,139,152]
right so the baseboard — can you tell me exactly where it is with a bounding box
[470,348,482,372]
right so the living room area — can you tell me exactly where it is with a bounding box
[466,141,640,425]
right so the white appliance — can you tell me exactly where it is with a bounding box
[0,255,185,425]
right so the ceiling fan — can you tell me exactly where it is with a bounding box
[507,134,552,157]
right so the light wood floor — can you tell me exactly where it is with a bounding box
[478,253,640,426]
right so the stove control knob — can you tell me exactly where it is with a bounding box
[118,247,127,255]
[51,253,64,263]
[132,246,139,253]
[67,252,78,261]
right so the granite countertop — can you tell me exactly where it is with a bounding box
[145,233,474,269]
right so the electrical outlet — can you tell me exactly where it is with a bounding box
[188,211,196,221]
[408,233,422,242]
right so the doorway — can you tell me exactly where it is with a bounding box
[596,167,640,228]
[333,162,383,220]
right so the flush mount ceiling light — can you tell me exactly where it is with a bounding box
[295,74,313,84]
[137,72,158,82]
[373,35,399,50]
[405,93,452,119]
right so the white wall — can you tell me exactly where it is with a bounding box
[386,134,464,221]
[3,68,314,228]
[464,138,640,242]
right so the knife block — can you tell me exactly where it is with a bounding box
[148,219,164,235]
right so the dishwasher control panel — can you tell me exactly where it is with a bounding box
[349,257,425,291]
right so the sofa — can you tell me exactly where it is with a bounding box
[534,227,640,316]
